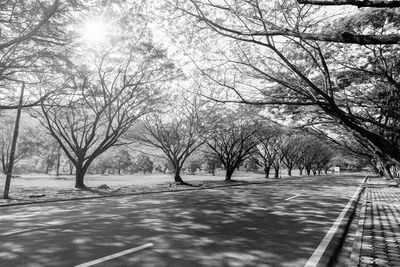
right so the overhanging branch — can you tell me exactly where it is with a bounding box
[297,0,400,8]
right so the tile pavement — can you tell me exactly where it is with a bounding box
[350,185,400,266]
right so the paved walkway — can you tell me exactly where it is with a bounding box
[350,179,400,266]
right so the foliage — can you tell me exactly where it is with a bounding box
[206,110,259,181]
[134,154,154,174]
[32,23,173,188]
[133,97,212,184]
[168,0,400,175]
[0,113,41,174]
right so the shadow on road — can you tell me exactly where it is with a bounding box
[0,174,364,267]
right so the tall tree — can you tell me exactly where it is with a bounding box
[0,113,41,175]
[0,0,77,109]
[134,98,211,185]
[206,111,259,181]
[297,0,400,8]
[280,133,303,176]
[253,124,284,178]
[33,41,173,188]
[168,0,400,168]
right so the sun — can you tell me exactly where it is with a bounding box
[80,18,109,45]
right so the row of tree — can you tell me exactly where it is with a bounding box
[1,0,398,198]
[1,104,341,184]
[135,105,342,184]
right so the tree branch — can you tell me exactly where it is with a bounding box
[297,0,400,8]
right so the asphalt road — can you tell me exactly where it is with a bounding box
[0,174,364,267]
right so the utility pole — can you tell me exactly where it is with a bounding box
[3,83,25,199]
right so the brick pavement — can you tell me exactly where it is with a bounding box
[350,185,400,266]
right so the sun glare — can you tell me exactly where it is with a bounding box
[81,18,109,45]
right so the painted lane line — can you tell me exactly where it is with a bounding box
[74,243,154,267]
[304,176,367,267]
[285,194,302,201]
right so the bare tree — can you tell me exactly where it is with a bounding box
[254,124,284,178]
[33,43,173,188]
[134,98,211,185]
[206,112,259,181]
[280,133,304,176]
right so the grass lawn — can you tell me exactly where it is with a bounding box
[0,169,314,205]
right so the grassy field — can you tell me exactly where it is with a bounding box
[0,169,325,204]
[1,170,274,189]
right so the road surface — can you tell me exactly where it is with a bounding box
[0,174,364,266]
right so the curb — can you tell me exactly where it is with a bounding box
[349,198,368,266]
[0,179,273,208]
[304,176,368,267]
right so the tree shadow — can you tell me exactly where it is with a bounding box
[0,175,364,267]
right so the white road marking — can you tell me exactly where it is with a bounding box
[284,194,302,201]
[303,176,367,267]
[74,243,154,267]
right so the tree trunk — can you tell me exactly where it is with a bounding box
[211,168,215,176]
[318,169,322,175]
[312,169,317,175]
[3,83,24,199]
[299,168,303,175]
[75,162,87,189]
[225,168,235,181]
[1,155,7,175]
[45,164,50,174]
[56,146,61,177]
[288,167,292,176]
[384,163,394,179]
[274,165,280,179]
[264,166,270,178]
[306,168,311,175]
[174,167,184,183]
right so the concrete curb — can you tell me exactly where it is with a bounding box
[349,197,368,266]
[304,176,368,267]
[0,179,273,208]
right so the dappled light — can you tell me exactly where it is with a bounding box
[0,175,363,266]
[0,0,398,265]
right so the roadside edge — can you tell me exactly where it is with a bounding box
[304,176,368,267]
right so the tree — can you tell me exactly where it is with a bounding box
[201,151,221,176]
[0,113,40,175]
[33,41,172,188]
[253,124,284,178]
[297,0,400,8]
[153,158,173,174]
[90,149,132,175]
[135,154,154,174]
[206,112,259,181]
[168,0,400,170]
[295,135,335,175]
[134,98,210,184]
[116,149,133,175]
[185,157,202,174]
[280,133,303,176]
[0,0,77,110]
